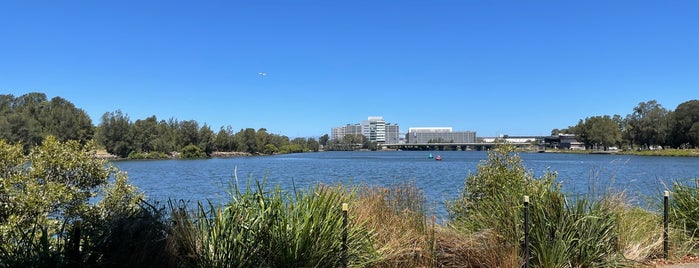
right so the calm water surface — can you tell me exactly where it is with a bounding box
[113,151,699,217]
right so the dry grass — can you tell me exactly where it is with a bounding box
[435,228,521,268]
[353,183,436,268]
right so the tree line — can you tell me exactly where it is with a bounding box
[0,93,322,158]
[554,99,699,150]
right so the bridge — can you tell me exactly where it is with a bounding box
[381,142,541,151]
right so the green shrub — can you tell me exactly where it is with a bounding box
[0,137,144,267]
[447,143,628,267]
[128,151,168,159]
[180,144,207,158]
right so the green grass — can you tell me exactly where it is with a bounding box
[617,149,699,157]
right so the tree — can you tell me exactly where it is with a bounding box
[319,134,330,147]
[96,110,133,158]
[571,115,622,150]
[178,120,200,147]
[0,93,92,152]
[306,137,320,152]
[256,128,269,153]
[237,128,258,154]
[669,100,699,148]
[131,116,159,153]
[198,124,215,156]
[42,97,94,144]
[214,126,236,152]
[626,100,669,148]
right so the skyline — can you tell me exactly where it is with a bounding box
[2,1,698,138]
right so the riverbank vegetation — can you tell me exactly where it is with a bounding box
[555,99,699,152]
[0,93,322,159]
[3,141,699,267]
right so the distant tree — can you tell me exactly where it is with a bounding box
[179,120,200,147]
[131,115,159,153]
[263,143,279,154]
[149,118,179,153]
[198,124,215,155]
[96,110,133,158]
[238,128,257,154]
[267,133,290,151]
[669,100,699,148]
[214,126,236,151]
[181,144,207,158]
[256,128,269,153]
[0,92,94,152]
[571,115,621,150]
[319,134,330,146]
[307,137,320,152]
[42,96,94,143]
[626,100,669,148]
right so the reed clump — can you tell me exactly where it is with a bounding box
[668,179,699,256]
[166,180,377,268]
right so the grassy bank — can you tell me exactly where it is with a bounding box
[617,149,699,157]
[543,148,699,157]
[3,143,699,267]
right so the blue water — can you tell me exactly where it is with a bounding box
[113,151,699,218]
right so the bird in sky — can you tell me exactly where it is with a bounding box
[258,72,267,77]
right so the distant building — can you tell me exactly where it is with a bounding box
[331,124,362,141]
[544,134,585,150]
[406,127,476,144]
[331,116,399,144]
[385,124,400,144]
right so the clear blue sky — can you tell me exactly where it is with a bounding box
[2,1,698,138]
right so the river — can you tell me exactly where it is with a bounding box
[112,151,699,218]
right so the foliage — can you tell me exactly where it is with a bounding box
[626,100,670,148]
[570,115,622,150]
[669,100,699,148]
[96,110,133,158]
[0,93,94,152]
[447,144,629,267]
[127,151,169,159]
[181,144,207,159]
[0,136,144,267]
[326,134,377,151]
[669,179,699,251]
[168,179,378,267]
[94,111,312,157]
[558,99,699,149]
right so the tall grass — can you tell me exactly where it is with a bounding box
[167,179,378,268]
[352,182,435,267]
[668,179,699,254]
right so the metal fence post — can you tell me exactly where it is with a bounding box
[342,203,348,268]
[524,196,530,268]
[664,191,669,259]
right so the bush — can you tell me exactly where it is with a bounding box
[180,144,207,159]
[127,151,168,159]
[0,137,144,267]
[447,143,628,267]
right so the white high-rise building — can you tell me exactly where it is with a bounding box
[331,116,399,144]
[362,116,386,143]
